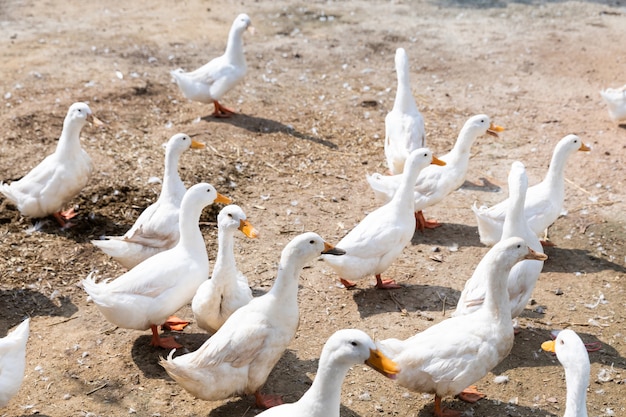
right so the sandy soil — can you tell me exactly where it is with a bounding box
[1,0,625,416]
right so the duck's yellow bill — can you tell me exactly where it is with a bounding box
[541,340,556,353]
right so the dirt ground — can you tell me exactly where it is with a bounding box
[1,0,625,416]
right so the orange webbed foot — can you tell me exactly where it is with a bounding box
[150,325,183,349]
[415,211,441,232]
[375,274,401,289]
[213,100,236,118]
[434,395,462,417]
[161,316,189,331]
[340,278,357,289]
[53,207,78,228]
[456,385,485,403]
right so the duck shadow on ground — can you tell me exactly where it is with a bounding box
[206,349,368,416]
[350,284,461,319]
[2,208,132,245]
[204,113,339,149]
[541,245,626,274]
[436,0,622,9]
[208,400,364,417]
[130,331,210,379]
[411,222,483,248]
[493,325,626,373]
[0,289,78,336]
[412,397,561,417]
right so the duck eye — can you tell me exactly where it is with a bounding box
[227,213,233,218]
[517,244,521,248]
[424,153,428,157]
[351,341,358,346]
[309,240,315,244]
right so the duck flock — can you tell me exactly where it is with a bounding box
[1,9,622,417]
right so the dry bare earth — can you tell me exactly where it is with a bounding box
[0,0,625,416]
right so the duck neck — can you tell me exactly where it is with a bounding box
[296,353,347,417]
[393,68,418,113]
[543,143,569,191]
[224,26,245,65]
[392,163,420,212]
[501,179,526,239]
[160,149,184,203]
[446,126,477,167]
[211,228,236,280]
[563,361,589,417]
[177,201,206,254]
[267,252,305,306]
[56,120,85,155]
[481,252,514,324]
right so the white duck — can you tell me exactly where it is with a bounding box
[454,161,545,321]
[171,13,253,118]
[91,133,205,269]
[367,114,504,231]
[82,183,231,349]
[473,134,590,246]
[0,318,29,407]
[191,204,259,334]
[323,148,445,289]
[384,47,426,175]
[599,84,626,122]
[254,329,399,417]
[378,237,547,417]
[160,232,345,409]
[0,102,101,227]
[541,329,590,417]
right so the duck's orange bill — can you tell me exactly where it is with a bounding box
[486,122,505,137]
[322,242,346,256]
[431,155,446,166]
[366,349,400,379]
[524,247,548,261]
[215,193,232,204]
[191,140,206,149]
[239,219,259,238]
[579,143,591,152]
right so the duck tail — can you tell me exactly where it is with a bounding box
[7,318,30,346]
[81,271,109,303]
[472,201,501,247]
[0,181,18,205]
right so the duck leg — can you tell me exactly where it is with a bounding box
[375,274,401,289]
[434,395,461,417]
[456,385,485,403]
[52,207,79,228]
[540,227,556,247]
[213,100,236,118]
[415,210,441,232]
[340,278,357,289]
[254,390,283,409]
[150,325,183,349]
[161,315,189,331]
